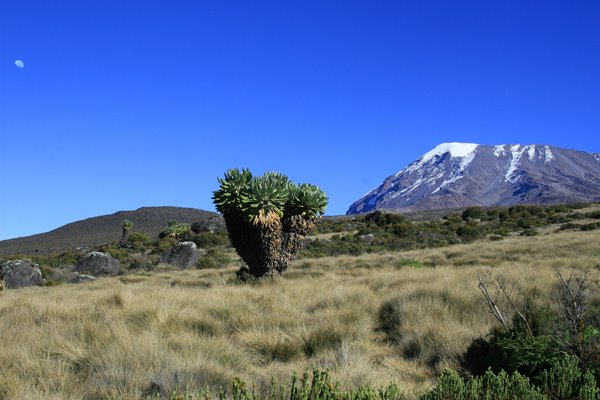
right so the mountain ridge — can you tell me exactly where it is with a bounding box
[347,143,600,215]
[0,206,221,257]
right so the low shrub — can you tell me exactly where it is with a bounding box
[521,228,538,236]
[151,369,403,400]
[420,369,545,400]
[198,248,231,269]
[127,232,152,249]
[560,223,580,231]
[299,204,596,259]
[581,223,600,231]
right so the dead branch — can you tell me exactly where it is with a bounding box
[477,269,509,330]
[554,266,588,337]
[497,277,533,337]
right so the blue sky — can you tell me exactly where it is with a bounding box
[1,1,599,240]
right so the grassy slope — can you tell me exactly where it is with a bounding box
[0,206,448,259]
[0,206,220,257]
[0,229,599,399]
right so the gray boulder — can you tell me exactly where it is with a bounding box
[75,252,121,276]
[160,241,198,269]
[360,233,375,243]
[69,272,96,284]
[0,260,45,289]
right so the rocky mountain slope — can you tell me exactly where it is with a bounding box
[0,206,221,257]
[348,143,600,214]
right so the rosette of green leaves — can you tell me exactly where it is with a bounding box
[212,168,253,215]
[240,172,291,224]
[160,220,190,238]
[286,183,328,218]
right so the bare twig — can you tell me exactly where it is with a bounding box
[477,270,533,336]
[477,269,509,330]
[553,266,588,337]
[497,277,533,337]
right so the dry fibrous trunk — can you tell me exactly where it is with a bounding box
[224,213,314,277]
[278,214,315,274]
[119,228,130,247]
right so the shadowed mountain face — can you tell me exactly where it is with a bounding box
[348,143,600,215]
[0,207,221,257]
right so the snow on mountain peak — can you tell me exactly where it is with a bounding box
[544,146,555,163]
[422,142,479,162]
[400,142,479,175]
[493,145,507,156]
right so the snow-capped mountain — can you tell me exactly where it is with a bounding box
[347,143,600,215]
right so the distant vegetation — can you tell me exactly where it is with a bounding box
[2,218,230,285]
[302,203,600,258]
[2,203,600,286]
[0,206,221,257]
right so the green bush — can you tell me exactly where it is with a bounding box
[462,206,486,221]
[560,223,580,231]
[126,231,152,250]
[364,210,407,227]
[192,229,230,247]
[581,223,600,231]
[198,248,231,269]
[297,203,593,259]
[456,224,482,240]
[156,369,403,400]
[422,359,599,400]
[32,249,80,269]
[538,357,600,400]
[521,228,538,236]
[158,220,191,239]
[420,369,545,400]
[462,303,566,380]
[157,237,179,252]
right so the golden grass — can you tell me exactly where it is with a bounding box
[0,229,599,399]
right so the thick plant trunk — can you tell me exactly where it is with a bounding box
[276,215,315,274]
[256,219,283,276]
[224,213,313,278]
[119,228,130,247]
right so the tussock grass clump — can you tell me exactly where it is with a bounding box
[378,297,405,344]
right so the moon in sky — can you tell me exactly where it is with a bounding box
[14,60,25,68]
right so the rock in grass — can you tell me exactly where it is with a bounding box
[360,233,375,243]
[75,251,121,276]
[160,241,198,269]
[0,259,45,289]
[69,271,96,284]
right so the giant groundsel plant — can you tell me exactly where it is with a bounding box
[213,169,328,277]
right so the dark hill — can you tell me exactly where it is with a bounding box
[0,206,222,257]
